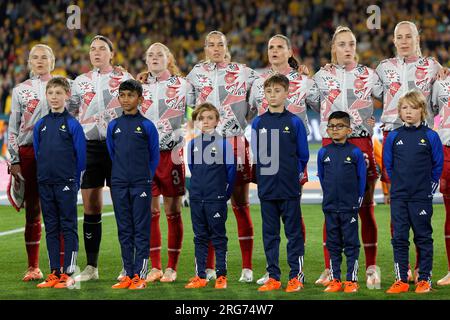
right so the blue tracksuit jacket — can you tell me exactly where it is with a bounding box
[33,109,86,186]
[187,131,236,201]
[317,141,367,212]
[383,124,443,201]
[106,112,160,186]
[251,109,309,200]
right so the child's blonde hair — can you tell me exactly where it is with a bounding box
[192,103,220,122]
[397,90,427,122]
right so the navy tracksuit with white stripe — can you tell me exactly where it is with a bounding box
[106,112,159,279]
[251,109,309,282]
[188,132,236,278]
[317,141,366,282]
[33,109,86,274]
[383,124,443,283]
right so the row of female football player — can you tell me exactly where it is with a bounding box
[8,20,450,288]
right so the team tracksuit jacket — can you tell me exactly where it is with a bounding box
[33,109,86,274]
[251,109,309,281]
[383,124,443,283]
[317,141,366,281]
[106,112,159,279]
[187,131,236,278]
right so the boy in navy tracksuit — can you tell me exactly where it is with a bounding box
[317,111,366,293]
[106,80,159,290]
[185,103,236,290]
[384,90,443,294]
[33,77,86,289]
[251,74,309,292]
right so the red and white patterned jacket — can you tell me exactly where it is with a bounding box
[249,67,314,135]
[375,56,441,131]
[69,68,133,141]
[186,61,257,137]
[140,70,194,151]
[309,63,382,138]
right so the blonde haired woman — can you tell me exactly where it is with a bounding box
[131,42,194,283]
[186,31,258,283]
[375,21,448,284]
[309,26,383,291]
[8,44,56,281]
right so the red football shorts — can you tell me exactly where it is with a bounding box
[152,149,186,197]
[228,135,253,186]
[440,146,450,195]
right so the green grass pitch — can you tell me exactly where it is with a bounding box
[0,203,449,300]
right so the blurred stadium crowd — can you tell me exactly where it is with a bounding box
[0,0,449,114]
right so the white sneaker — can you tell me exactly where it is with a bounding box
[437,271,450,286]
[74,265,99,282]
[205,268,217,281]
[117,268,127,281]
[315,268,331,286]
[256,272,269,285]
[160,268,177,282]
[366,265,381,289]
[238,268,253,283]
[146,268,163,283]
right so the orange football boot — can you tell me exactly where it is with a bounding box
[258,278,282,292]
[343,281,359,293]
[129,274,147,290]
[386,280,409,294]
[185,276,208,289]
[215,276,227,289]
[415,280,431,294]
[285,278,304,292]
[112,275,132,289]
[324,279,343,292]
[54,273,75,289]
[37,272,60,288]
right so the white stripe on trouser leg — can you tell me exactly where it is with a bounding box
[195,258,198,276]
[68,251,77,274]
[352,260,358,282]
[363,243,377,247]
[297,256,304,282]
[150,246,162,251]
[225,251,228,271]
[329,259,334,280]
[168,248,181,252]
[394,262,400,280]
[238,236,254,240]
[140,259,148,279]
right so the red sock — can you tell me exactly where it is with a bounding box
[323,222,330,269]
[150,210,162,270]
[167,212,183,270]
[233,204,253,269]
[206,242,215,269]
[359,204,378,268]
[444,195,450,269]
[59,233,65,269]
[25,219,41,268]
[301,216,306,244]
